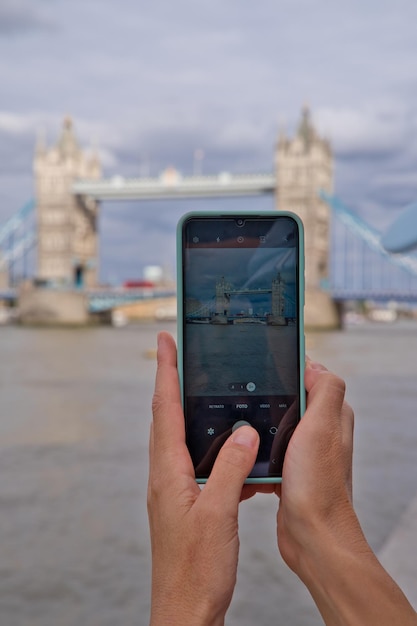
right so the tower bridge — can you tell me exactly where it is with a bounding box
[2,107,417,326]
[27,107,335,327]
[185,274,292,325]
[32,108,331,303]
[214,273,288,324]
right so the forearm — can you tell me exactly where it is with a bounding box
[296,513,417,626]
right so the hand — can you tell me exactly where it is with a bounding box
[276,359,356,572]
[276,360,417,626]
[147,332,260,626]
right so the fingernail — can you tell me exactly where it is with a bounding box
[232,425,258,448]
[311,362,328,371]
[306,358,327,371]
[157,332,167,350]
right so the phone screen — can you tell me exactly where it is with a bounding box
[179,213,304,481]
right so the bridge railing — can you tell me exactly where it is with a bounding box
[322,191,417,301]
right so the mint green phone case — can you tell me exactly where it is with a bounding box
[176,210,305,484]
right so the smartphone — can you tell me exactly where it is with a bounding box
[177,211,305,483]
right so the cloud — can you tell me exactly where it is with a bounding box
[1,0,417,283]
[315,105,410,159]
[0,1,55,36]
[0,112,38,135]
[96,109,277,180]
[371,172,417,189]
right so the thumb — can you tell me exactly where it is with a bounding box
[201,426,260,514]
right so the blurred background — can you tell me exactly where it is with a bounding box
[0,1,417,624]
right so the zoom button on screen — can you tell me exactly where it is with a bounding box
[228,382,256,391]
[228,382,247,391]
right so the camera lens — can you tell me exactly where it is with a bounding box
[236,218,245,227]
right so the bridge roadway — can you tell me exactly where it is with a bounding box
[3,285,417,306]
[224,288,271,295]
[72,172,277,200]
[331,289,417,303]
[0,287,177,312]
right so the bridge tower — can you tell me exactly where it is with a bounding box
[33,117,101,288]
[271,272,285,318]
[215,276,231,316]
[276,106,339,328]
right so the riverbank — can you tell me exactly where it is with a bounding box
[0,320,415,625]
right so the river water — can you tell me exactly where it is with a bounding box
[0,320,416,625]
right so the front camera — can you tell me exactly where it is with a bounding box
[236,218,245,227]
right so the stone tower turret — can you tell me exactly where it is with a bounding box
[215,276,231,316]
[276,107,339,328]
[33,117,101,287]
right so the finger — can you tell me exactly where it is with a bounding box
[151,332,194,479]
[304,361,346,425]
[200,426,260,516]
[147,421,155,511]
[340,400,354,449]
[152,331,183,441]
[304,358,328,385]
[240,482,276,501]
[148,421,154,478]
[340,399,355,498]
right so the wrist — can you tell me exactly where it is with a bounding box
[295,508,372,591]
[150,602,225,626]
[289,507,417,625]
[150,579,227,626]
[280,494,363,577]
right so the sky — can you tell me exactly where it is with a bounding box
[1,0,417,284]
